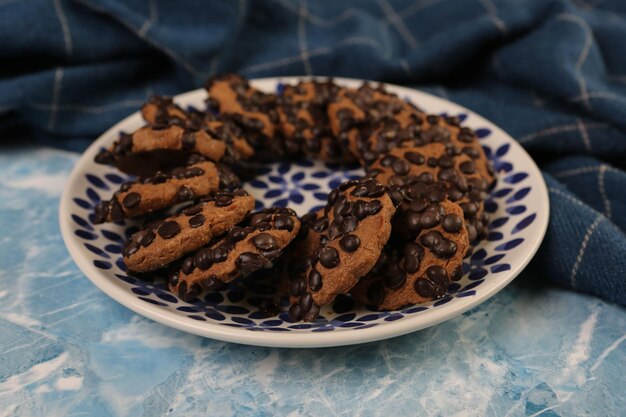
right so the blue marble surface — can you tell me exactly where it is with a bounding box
[0,148,624,417]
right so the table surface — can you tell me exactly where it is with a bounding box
[0,148,624,417]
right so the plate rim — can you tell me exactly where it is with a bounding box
[59,76,550,348]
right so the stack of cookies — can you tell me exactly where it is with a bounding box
[94,74,495,322]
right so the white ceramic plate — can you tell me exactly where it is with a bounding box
[59,77,549,348]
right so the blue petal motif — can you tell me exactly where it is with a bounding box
[504,172,529,184]
[495,144,510,157]
[86,174,109,190]
[290,191,304,204]
[291,172,305,182]
[248,179,268,189]
[513,213,537,234]
[264,189,283,199]
[475,128,491,138]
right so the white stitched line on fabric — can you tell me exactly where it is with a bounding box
[53,0,73,57]
[241,37,384,73]
[138,0,158,36]
[549,187,593,211]
[557,13,594,110]
[553,165,621,178]
[574,72,591,111]
[47,68,64,130]
[590,334,626,372]
[32,99,145,114]
[378,0,419,49]
[569,214,602,288]
[571,91,626,104]
[272,0,354,28]
[577,118,592,152]
[298,1,313,76]
[556,13,593,69]
[598,164,612,220]
[396,0,448,20]
[479,0,508,35]
[74,0,201,77]
[517,122,608,144]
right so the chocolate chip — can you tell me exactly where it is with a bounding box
[352,179,385,198]
[340,234,360,252]
[340,216,358,234]
[176,186,194,202]
[414,278,436,298]
[402,247,422,274]
[392,158,410,175]
[460,160,476,174]
[420,230,443,248]
[109,201,123,222]
[200,276,220,291]
[460,202,478,218]
[181,257,195,274]
[118,133,133,151]
[311,217,329,233]
[299,293,313,312]
[433,239,457,259]
[236,252,266,275]
[289,277,306,297]
[178,281,201,301]
[184,167,205,178]
[250,212,272,227]
[139,231,155,247]
[404,151,425,165]
[189,214,206,228]
[404,212,422,234]
[212,246,229,263]
[215,194,233,207]
[442,214,463,233]
[251,233,278,251]
[183,204,203,216]
[367,282,384,305]
[168,271,179,286]
[275,214,294,231]
[427,157,438,167]
[334,196,352,217]
[451,265,463,281]
[289,304,303,322]
[352,200,368,220]
[303,304,320,321]
[365,200,383,215]
[318,247,340,268]
[182,132,196,150]
[427,265,449,295]
[308,269,323,291]
[194,248,213,270]
[426,187,446,202]
[419,209,441,229]
[158,221,181,239]
[466,223,478,242]
[122,192,141,209]
[230,226,248,242]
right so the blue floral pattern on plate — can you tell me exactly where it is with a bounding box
[69,113,533,332]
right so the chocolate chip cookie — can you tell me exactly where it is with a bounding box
[289,178,396,321]
[328,83,421,161]
[94,124,234,176]
[368,143,490,242]
[169,208,301,301]
[205,73,282,157]
[277,80,351,162]
[123,189,255,273]
[94,156,240,223]
[351,182,470,310]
